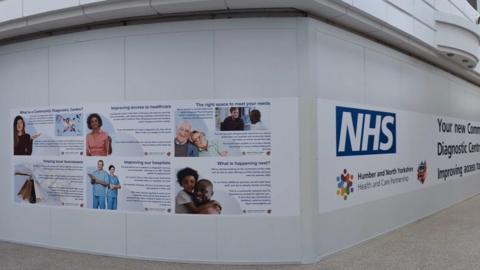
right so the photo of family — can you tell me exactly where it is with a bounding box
[215,107,268,131]
[55,113,83,136]
[174,121,229,157]
[175,167,222,214]
[87,160,121,210]
[13,115,40,156]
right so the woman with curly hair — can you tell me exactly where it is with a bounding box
[86,113,111,156]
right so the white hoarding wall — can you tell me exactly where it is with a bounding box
[318,99,480,214]
[12,98,299,216]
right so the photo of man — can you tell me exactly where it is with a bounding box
[220,107,244,131]
[88,160,109,209]
[248,109,267,130]
[174,121,198,157]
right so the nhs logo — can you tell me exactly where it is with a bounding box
[336,106,396,156]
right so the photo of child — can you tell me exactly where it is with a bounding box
[175,167,221,214]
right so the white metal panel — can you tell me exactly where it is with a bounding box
[413,0,435,28]
[150,0,227,13]
[422,0,434,7]
[334,9,383,34]
[0,20,38,41]
[352,0,388,21]
[23,0,80,17]
[126,214,217,261]
[214,28,298,98]
[386,3,415,35]
[27,8,94,31]
[450,81,480,121]
[80,0,106,4]
[125,31,215,101]
[315,31,365,103]
[225,0,346,19]
[387,0,414,15]
[0,0,22,23]
[435,0,466,18]
[212,17,297,30]
[0,48,50,243]
[399,62,453,115]
[50,209,126,256]
[83,0,157,21]
[413,20,435,46]
[364,49,403,109]
[216,217,302,263]
[463,88,480,120]
[49,37,125,105]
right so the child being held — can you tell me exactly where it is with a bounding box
[175,167,220,214]
[194,179,222,215]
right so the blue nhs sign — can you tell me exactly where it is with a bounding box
[336,106,396,156]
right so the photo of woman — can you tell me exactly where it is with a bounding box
[190,130,228,157]
[13,115,40,155]
[86,113,111,156]
[107,165,121,210]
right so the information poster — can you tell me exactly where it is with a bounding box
[12,98,299,216]
[318,99,480,213]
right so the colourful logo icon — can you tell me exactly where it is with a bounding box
[417,161,427,184]
[337,169,354,200]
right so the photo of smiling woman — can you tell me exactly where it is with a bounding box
[13,115,40,155]
[86,113,111,156]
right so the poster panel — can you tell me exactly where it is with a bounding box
[318,99,480,213]
[13,156,85,207]
[12,98,299,216]
[12,106,85,156]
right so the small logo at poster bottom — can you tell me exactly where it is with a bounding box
[337,169,354,200]
[417,161,427,184]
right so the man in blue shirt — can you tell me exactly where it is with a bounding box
[88,160,109,209]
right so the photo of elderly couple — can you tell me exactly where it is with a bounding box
[174,121,228,157]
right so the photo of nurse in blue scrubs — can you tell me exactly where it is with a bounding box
[107,165,121,210]
[87,160,109,209]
